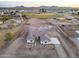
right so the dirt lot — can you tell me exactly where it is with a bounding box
[15,43,58,58]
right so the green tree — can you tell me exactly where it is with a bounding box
[1,16,12,23]
[5,32,13,42]
[22,14,26,18]
[22,14,28,19]
[77,12,79,15]
[39,8,47,13]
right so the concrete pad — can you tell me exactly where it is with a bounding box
[75,30,79,34]
[43,37,60,44]
[45,34,60,44]
[50,37,60,44]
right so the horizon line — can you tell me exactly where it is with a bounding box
[0,5,78,8]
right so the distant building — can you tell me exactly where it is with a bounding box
[39,8,47,14]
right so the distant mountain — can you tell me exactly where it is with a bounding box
[39,6,51,8]
[0,6,77,10]
[15,6,25,8]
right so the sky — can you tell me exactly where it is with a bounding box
[0,0,79,7]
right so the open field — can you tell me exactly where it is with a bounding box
[22,12,54,19]
[22,12,73,23]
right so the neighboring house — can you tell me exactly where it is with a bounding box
[0,23,8,29]
[19,10,25,13]
[0,21,3,24]
[0,12,4,15]
[0,18,22,29]
[13,17,22,24]
[10,19,22,26]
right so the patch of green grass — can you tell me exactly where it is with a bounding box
[5,32,13,43]
[32,14,53,19]
[0,34,5,48]
[21,12,54,19]
[22,12,33,16]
